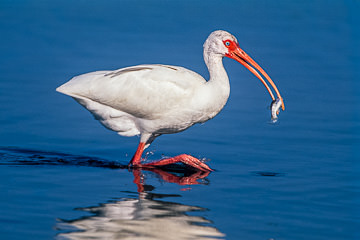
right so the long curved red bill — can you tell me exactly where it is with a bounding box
[225,43,285,110]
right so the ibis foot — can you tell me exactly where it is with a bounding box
[130,154,213,172]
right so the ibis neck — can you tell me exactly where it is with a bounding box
[205,52,230,97]
[205,52,229,85]
[201,52,230,119]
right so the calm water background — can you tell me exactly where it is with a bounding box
[0,0,359,239]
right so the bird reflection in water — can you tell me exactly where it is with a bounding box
[56,168,225,240]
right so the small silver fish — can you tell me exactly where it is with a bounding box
[270,98,283,123]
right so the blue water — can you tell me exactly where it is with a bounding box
[0,0,359,239]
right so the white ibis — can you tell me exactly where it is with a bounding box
[56,30,284,172]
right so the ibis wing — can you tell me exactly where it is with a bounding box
[56,65,206,120]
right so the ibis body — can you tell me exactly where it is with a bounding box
[56,30,284,171]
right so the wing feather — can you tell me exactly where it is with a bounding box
[56,65,206,120]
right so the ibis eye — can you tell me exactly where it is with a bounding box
[225,41,231,47]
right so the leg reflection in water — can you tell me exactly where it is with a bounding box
[56,169,224,240]
[132,167,211,192]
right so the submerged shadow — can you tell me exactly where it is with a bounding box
[0,146,125,168]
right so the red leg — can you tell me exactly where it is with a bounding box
[129,142,213,172]
[128,142,146,166]
[142,154,213,172]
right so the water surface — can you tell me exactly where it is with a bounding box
[0,1,359,239]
